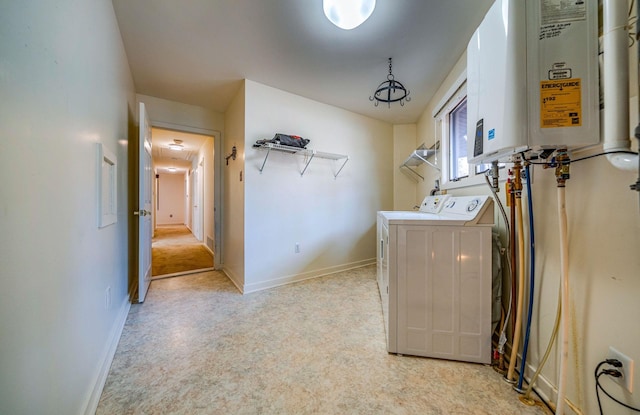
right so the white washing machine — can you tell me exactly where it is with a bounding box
[377,195,494,364]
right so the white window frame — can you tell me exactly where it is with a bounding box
[433,71,494,190]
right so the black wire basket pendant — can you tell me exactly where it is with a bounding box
[370,58,411,108]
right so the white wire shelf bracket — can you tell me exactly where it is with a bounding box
[400,142,440,181]
[254,142,349,178]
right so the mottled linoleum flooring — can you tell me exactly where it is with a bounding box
[97,266,548,415]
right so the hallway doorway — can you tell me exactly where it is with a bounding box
[151,224,214,278]
[151,127,219,277]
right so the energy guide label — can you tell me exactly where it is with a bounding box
[540,78,582,128]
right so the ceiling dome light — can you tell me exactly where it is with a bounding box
[168,139,184,151]
[323,0,376,30]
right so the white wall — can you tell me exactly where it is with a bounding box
[415,44,640,415]
[393,124,418,210]
[156,173,185,225]
[136,94,224,133]
[0,1,135,414]
[222,82,246,289]
[242,80,393,292]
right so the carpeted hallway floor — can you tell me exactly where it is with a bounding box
[152,224,214,277]
[96,266,549,415]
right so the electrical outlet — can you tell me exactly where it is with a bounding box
[295,243,300,254]
[608,346,634,393]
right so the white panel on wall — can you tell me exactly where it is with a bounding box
[96,143,118,228]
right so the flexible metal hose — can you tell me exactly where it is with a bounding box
[506,193,526,382]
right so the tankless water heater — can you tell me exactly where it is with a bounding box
[467,0,600,164]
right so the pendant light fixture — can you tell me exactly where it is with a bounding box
[370,58,411,108]
[323,0,376,30]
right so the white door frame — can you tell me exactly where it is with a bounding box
[137,102,153,302]
[192,164,202,241]
[149,121,223,270]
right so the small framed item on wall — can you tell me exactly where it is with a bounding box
[96,142,117,228]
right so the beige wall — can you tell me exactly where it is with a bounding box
[156,173,186,225]
[222,81,247,289]
[393,124,418,210]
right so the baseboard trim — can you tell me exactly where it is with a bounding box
[242,258,375,294]
[82,296,131,415]
[221,267,244,294]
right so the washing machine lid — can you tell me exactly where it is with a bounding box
[437,195,494,224]
[378,195,494,226]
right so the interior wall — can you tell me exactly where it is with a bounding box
[156,173,185,225]
[393,124,418,210]
[222,81,246,289]
[415,37,640,415]
[242,80,394,293]
[0,1,135,414]
[136,94,224,132]
[416,51,469,200]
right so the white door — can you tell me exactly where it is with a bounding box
[137,102,153,302]
[192,166,202,241]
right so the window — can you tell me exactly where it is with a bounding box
[449,98,468,181]
[434,74,502,189]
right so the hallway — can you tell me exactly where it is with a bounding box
[96,266,548,415]
[152,225,214,277]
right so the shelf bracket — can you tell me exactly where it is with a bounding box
[400,164,424,181]
[300,152,316,176]
[411,152,440,171]
[258,146,273,173]
[333,157,349,178]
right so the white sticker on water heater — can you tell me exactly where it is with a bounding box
[541,0,586,24]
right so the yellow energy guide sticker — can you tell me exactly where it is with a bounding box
[540,78,582,128]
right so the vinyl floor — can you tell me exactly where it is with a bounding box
[96,266,549,415]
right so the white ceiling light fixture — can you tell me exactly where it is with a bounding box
[323,0,376,30]
[168,139,184,151]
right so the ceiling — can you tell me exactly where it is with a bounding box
[112,0,494,125]
[152,128,211,174]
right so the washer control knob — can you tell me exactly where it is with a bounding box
[466,199,480,212]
